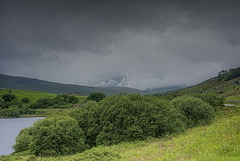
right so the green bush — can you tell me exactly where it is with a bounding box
[54,95,69,102]
[29,103,42,109]
[29,115,86,156]
[195,93,224,108]
[0,106,21,117]
[87,92,106,102]
[13,127,33,152]
[53,95,79,104]
[36,98,53,107]
[0,98,5,109]
[70,94,186,147]
[2,93,16,102]
[21,97,30,103]
[10,100,23,108]
[29,95,78,109]
[69,101,103,147]
[171,95,215,128]
[20,107,36,115]
[68,95,79,104]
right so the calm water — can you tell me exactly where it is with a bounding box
[0,117,45,156]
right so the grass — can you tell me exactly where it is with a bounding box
[0,89,87,104]
[0,89,87,117]
[1,105,240,161]
[225,95,240,102]
[0,89,57,104]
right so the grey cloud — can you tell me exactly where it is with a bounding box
[1,0,240,89]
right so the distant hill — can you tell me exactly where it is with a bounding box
[0,74,144,96]
[151,67,240,104]
[155,75,240,102]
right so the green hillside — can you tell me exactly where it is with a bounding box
[0,74,144,96]
[177,77,239,96]
[154,67,240,100]
[155,76,240,104]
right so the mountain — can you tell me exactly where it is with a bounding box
[0,74,144,96]
[153,67,240,101]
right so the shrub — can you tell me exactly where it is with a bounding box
[20,107,36,115]
[36,98,53,107]
[13,127,33,152]
[171,95,215,128]
[0,98,5,109]
[2,93,16,102]
[21,97,30,103]
[96,94,186,145]
[87,92,106,102]
[195,93,224,109]
[29,103,42,109]
[29,115,86,156]
[54,95,69,102]
[70,94,186,147]
[69,101,103,147]
[68,95,79,104]
[0,105,21,117]
[10,101,23,108]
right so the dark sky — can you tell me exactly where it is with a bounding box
[1,0,240,89]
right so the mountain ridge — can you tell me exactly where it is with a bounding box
[0,74,144,96]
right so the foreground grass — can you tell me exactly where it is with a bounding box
[1,105,240,161]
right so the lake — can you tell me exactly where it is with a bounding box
[0,117,45,156]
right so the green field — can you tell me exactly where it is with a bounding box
[0,89,87,117]
[1,105,239,161]
[0,89,57,103]
[0,89,87,103]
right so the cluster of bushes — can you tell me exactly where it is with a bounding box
[13,93,218,156]
[0,92,81,116]
[13,115,86,156]
[71,94,186,147]
[0,94,35,117]
[29,95,79,109]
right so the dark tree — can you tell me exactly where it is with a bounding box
[68,95,79,104]
[2,93,16,102]
[21,97,30,103]
[36,98,53,107]
[87,92,106,102]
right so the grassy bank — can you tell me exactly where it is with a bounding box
[1,105,239,161]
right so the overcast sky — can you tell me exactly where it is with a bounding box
[0,0,240,90]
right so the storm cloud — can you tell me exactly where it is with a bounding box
[0,0,240,89]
